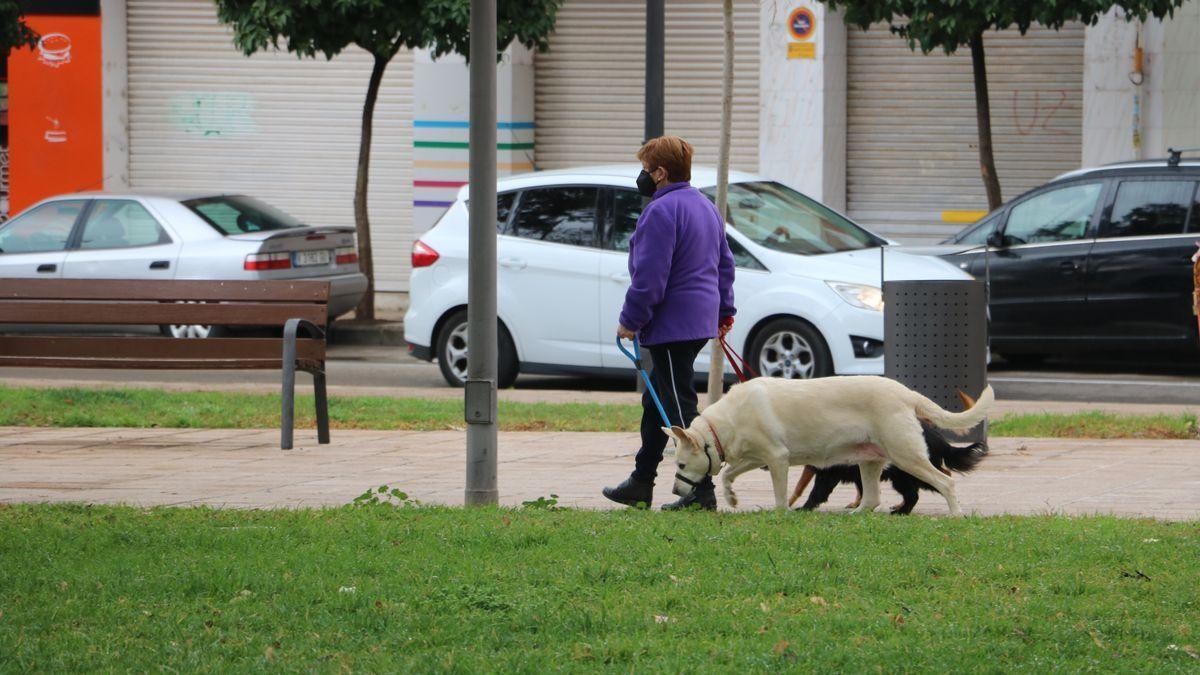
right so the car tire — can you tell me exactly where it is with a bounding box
[748,317,832,380]
[435,309,519,389]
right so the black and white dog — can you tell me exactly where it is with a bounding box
[789,420,987,514]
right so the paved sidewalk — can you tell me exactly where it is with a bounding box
[0,426,1197,519]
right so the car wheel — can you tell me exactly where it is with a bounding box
[160,324,227,339]
[748,318,832,380]
[435,310,519,389]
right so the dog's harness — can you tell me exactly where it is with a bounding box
[673,417,727,491]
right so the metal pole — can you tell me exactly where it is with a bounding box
[707,0,733,405]
[635,0,665,396]
[465,0,499,506]
[645,0,665,140]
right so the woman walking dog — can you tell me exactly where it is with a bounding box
[603,136,737,511]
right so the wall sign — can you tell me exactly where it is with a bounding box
[788,7,816,41]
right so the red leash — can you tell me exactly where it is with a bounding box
[719,335,758,383]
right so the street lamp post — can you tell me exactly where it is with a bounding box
[465,0,499,506]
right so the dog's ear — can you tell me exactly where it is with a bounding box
[957,390,977,410]
[683,428,705,449]
[662,425,693,448]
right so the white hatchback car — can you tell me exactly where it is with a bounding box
[404,166,970,387]
[0,192,368,336]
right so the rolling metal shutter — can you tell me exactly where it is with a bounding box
[127,0,414,291]
[535,0,760,172]
[847,24,1084,243]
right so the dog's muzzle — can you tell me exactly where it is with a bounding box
[673,443,717,496]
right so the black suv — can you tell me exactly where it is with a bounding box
[938,154,1200,361]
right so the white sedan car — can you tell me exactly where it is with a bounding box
[0,192,368,336]
[404,165,970,387]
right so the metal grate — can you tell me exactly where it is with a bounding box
[884,279,988,443]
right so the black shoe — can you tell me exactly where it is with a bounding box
[661,487,717,511]
[602,475,654,508]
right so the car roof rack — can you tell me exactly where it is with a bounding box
[1166,147,1200,167]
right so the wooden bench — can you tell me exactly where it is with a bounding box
[0,279,331,450]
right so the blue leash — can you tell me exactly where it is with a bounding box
[616,336,672,428]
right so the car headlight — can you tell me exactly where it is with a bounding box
[826,282,884,312]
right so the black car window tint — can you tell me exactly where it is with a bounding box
[510,187,598,247]
[497,192,515,232]
[609,189,643,252]
[1105,180,1195,238]
[79,200,171,250]
[1004,183,1101,245]
[0,200,85,253]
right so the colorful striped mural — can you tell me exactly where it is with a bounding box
[412,119,535,231]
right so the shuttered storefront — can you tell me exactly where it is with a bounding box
[535,0,760,171]
[847,24,1084,243]
[127,0,414,291]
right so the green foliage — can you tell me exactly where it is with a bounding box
[213,0,566,61]
[2,504,1199,670]
[822,0,1191,54]
[521,494,561,510]
[352,484,419,507]
[0,0,38,60]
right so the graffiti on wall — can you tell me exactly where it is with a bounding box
[169,92,257,137]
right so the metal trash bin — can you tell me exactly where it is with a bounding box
[884,279,988,444]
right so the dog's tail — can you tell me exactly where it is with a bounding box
[910,385,994,431]
[927,430,989,473]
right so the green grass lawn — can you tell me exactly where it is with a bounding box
[0,384,1196,438]
[1,504,1197,671]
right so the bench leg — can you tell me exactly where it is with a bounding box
[314,369,330,445]
[281,339,297,451]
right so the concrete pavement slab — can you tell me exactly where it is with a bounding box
[0,426,1197,519]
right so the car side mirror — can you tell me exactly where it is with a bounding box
[986,231,1006,249]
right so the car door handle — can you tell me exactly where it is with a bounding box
[1059,261,1079,274]
[149,260,171,270]
[610,272,631,283]
[499,257,527,270]
[36,263,56,273]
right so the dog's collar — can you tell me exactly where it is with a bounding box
[703,417,726,464]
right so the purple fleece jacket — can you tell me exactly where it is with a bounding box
[619,181,736,346]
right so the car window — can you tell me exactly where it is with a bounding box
[497,192,516,232]
[78,200,172,250]
[608,189,642,252]
[510,187,598,247]
[183,195,305,235]
[702,181,882,255]
[1103,180,1196,238]
[727,235,766,271]
[0,200,85,254]
[1003,182,1101,245]
[951,212,1001,246]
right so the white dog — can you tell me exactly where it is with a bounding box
[665,376,994,515]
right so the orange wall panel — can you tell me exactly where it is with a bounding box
[9,14,104,215]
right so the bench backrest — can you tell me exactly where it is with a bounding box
[0,279,330,327]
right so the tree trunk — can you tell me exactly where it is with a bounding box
[707,0,734,405]
[969,32,1002,211]
[353,52,390,320]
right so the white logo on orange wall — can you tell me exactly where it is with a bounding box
[37,33,72,68]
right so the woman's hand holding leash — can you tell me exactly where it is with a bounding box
[617,324,636,340]
[718,316,734,338]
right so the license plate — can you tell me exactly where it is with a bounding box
[294,250,331,267]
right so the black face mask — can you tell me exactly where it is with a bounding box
[636,169,658,197]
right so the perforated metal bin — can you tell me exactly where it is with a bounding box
[883,279,988,444]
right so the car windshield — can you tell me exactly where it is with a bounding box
[701,181,882,255]
[182,195,305,235]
